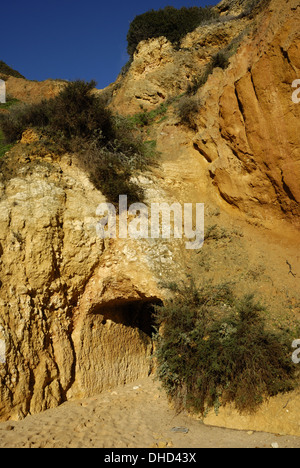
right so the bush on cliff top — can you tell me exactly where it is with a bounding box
[0,80,114,145]
[127,6,218,58]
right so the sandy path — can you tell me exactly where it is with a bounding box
[0,377,300,448]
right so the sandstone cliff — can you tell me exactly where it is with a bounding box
[0,145,172,419]
[0,0,299,433]
[110,0,300,227]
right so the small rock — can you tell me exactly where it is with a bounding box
[171,427,189,434]
[4,424,14,431]
[271,442,279,449]
[150,441,174,448]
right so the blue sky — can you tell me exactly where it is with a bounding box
[1,0,218,90]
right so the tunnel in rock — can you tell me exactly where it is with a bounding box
[70,296,163,399]
[91,297,163,339]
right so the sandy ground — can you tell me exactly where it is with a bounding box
[0,377,300,449]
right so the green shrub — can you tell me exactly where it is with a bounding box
[0,80,157,204]
[0,128,13,158]
[127,6,218,58]
[79,116,157,206]
[0,100,51,143]
[0,96,20,110]
[154,281,296,416]
[79,144,144,206]
[130,103,168,128]
[46,80,114,144]
[0,80,114,146]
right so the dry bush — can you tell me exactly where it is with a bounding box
[176,96,200,130]
[154,281,296,416]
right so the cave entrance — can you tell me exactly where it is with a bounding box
[70,297,164,399]
[93,297,163,339]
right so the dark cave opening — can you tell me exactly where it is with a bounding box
[93,298,163,339]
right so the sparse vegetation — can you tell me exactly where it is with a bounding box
[176,96,200,130]
[0,61,25,79]
[186,70,211,96]
[154,280,296,416]
[0,80,114,146]
[130,103,168,128]
[205,224,231,242]
[187,50,232,96]
[216,0,269,18]
[211,51,230,70]
[0,80,157,205]
[186,29,249,96]
[79,115,157,206]
[0,96,20,110]
[0,128,13,158]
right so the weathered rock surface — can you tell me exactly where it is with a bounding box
[111,0,300,227]
[2,76,64,103]
[111,16,250,114]
[0,149,168,420]
[204,389,300,437]
[0,0,299,438]
[206,0,300,225]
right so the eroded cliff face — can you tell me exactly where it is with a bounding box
[110,0,300,228]
[111,16,250,114]
[0,0,299,424]
[206,0,300,225]
[0,145,172,420]
[1,76,64,104]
